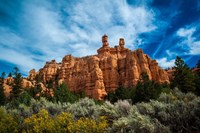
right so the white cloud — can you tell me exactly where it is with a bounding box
[157,58,175,68]
[190,41,200,55]
[177,28,195,37]
[0,27,25,49]
[0,46,42,74]
[0,0,156,74]
[65,0,155,49]
[176,27,200,55]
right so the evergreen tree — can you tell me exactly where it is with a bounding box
[131,72,163,103]
[54,82,77,104]
[0,72,6,105]
[196,59,200,68]
[8,72,12,77]
[106,86,133,103]
[194,59,200,95]
[11,67,23,99]
[170,56,196,93]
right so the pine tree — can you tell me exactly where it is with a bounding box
[8,72,12,77]
[0,72,6,105]
[11,67,23,99]
[194,59,200,96]
[131,72,163,103]
[171,56,195,93]
[196,59,200,68]
[54,82,77,104]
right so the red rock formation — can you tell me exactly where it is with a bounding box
[28,69,37,81]
[22,79,34,88]
[39,60,61,82]
[32,34,169,100]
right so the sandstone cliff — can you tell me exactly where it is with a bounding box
[29,34,169,100]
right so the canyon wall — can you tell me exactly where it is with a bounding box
[29,34,169,100]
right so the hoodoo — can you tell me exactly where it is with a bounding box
[29,35,169,100]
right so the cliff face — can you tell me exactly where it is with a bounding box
[29,34,169,100]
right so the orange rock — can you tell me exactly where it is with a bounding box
[28,69,37,80]
[22,79,34,88]
[39,60,61,82]
[3,83,12,97]
[31,35,169,100]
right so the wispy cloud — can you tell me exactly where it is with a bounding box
[0,0,156,74]
[176,27,200,55]
[157,58,175,68]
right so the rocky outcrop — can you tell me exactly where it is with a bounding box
[28,69,37,81]
[22,79,34,88]
[39,60,61,82]
[32,34,169,100]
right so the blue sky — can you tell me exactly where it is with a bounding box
[0,0,200,76]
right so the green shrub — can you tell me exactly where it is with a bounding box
[0,107,19,133]
[64,97,101,119]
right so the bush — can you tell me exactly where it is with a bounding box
[64,97,101,119]
[1,89,200,133]
[23,109,56,133]
[74,116,108,133]
[55,112,74,132]
[0,107,19,133]
[109,106,170,133]
[23,108,108,133]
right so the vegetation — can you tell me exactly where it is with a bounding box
[10,67,23,99]
[0,89,199,133]
[194,59,200,95]
[171,56,196,93]
[0,58,200,132]
[106,72,170,103]
[0,72,6,105]
[54,82,78,104]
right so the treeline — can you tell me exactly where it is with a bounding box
[106,56,200,103]
[0,67,86,107]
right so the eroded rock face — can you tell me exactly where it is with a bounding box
[33,35,169,100]
[28,69,37,81]
[22,79,34,88]
[39,60,61,82]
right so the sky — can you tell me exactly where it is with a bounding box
[0,0,200,76]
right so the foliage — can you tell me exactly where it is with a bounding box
[171,56,196,93]
[64,97,101,119]
[0,107,19,133]
[106,72,170,104]
[131,72,164,103]
[8,91,32,108]
[196,59,200,68]
[106,86,133,103]
[136,89,200,132]
[23,109,57,133]
[27,85,42,99]
[1,89,200,133]
[54,112,74,132]
[194,59,200,96]
[11,67,23,99]
[0,72,6,105]
[23,109,108,133]
[54,82,77,104]
[74,116,108,133]
[18,91,32,106]
[8,72,12,77]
